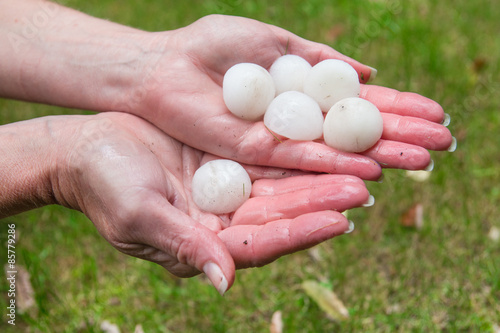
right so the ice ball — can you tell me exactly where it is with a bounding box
[323,97,383,152]
[191,159,252,214]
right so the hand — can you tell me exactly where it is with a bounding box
[119,15,453,179]
[52,112,369,294]
[0,5,453,179]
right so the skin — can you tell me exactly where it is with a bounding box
[0,112,369,294]
[0,0,454,293]
[0,1,453,179]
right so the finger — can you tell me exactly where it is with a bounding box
[267,25,376,83]
[231,177,369,226]
[200,154,312,182]
[243,165,311,182]
[218,211,350,269]
[234,123,382,180]
[360,85,446,123]
[362,139,432,170]
[255,138,381,179]
[381,113,454,150]
[251,174,365,196]
[290,40,375,83]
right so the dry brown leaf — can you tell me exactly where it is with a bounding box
[400,203,424,229]
[108,297,121,306]
[4,265,37,314]
[302,280,349,321]
[100,320,121,333]
[472,56,488,73]
[134,324,145,333]
[307,247,322,262]
[16,265,36,313]
[385,303,401,315]
[405,170,431,182]
[488,226,500,242]
[270,310,283,333]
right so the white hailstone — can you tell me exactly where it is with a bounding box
[264,91,324,141]
[223,63,276,121]
[323,97,383,153]
[269,54,312,94]
[191,159,252,214]
[304,59,361,112]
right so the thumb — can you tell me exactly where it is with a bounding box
[274,28,377,83]
[140,202,236,296]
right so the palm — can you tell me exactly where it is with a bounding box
[77,113,367,281]
[129,15,453,180]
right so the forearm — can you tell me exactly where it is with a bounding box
[0,0,161,112]
[0,116,59,217]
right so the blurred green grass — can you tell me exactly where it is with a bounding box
[1,0,499,332]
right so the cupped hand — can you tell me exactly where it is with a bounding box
[122,15,453,180]
[54,112,369,294]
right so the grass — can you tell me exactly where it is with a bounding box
[1,0,499,332]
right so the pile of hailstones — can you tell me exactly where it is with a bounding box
[192,55,383,215]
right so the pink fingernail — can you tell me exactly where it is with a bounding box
[203,262,228,296]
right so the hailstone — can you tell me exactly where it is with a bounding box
[191,159,252,214]
[304,59,361,112]
[323,97,383,153]
[264,91,324,141]
[223,63,276,121]
[269,54,312,94]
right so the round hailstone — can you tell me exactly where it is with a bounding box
[269,54,312,94]
[323,97,383,153]
[223,63,276,121]
[264,91,324,141]
[191,159,252,214]
[303,59,361,112]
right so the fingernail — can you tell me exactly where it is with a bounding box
[203,262,228,296]
[447,136,457,152]
[424,159,434,172]
[362,195,375,207]
[441,113,451,127]
[344,220,355,234]
[367,66,378,83]
[377,173,385,183]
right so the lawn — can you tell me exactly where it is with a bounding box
[1,0,499,332]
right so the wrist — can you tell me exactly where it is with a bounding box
[0,0,171,113]
[0,117,60,217]
[0,114,110,217]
